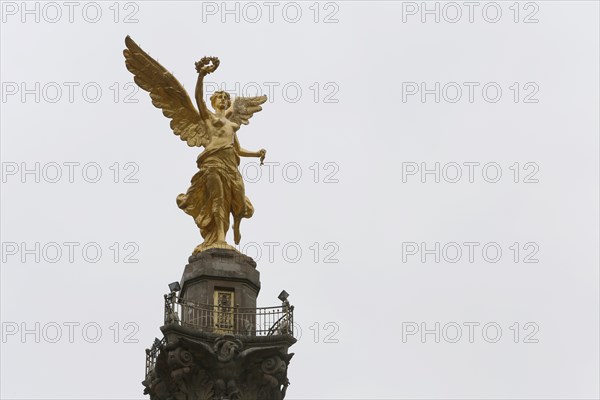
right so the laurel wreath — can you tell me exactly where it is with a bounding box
[195,56,220,74]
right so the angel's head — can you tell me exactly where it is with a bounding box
[210,90,231,112]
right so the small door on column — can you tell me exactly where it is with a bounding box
[213,288,234,334]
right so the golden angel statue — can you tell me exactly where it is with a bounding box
[123,36,267,254]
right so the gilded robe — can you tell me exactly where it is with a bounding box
[176,144,254,246]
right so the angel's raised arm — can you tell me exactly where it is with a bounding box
[194,57,220,121]
[194,72,210,121]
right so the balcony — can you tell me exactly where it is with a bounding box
[145,292,295,379]
[163,293,295,336]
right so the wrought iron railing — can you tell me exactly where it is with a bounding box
[163,293,294,337]
[145,337,165,378]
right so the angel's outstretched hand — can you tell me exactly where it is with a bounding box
[259,149,267,165]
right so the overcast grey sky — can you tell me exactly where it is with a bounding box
[1,1,599,399]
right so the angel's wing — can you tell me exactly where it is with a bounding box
[123,36,207,147]
[226,95,268,128]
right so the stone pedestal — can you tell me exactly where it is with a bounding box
[180,248,260,309]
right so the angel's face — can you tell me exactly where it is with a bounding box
[211,91,231,112]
